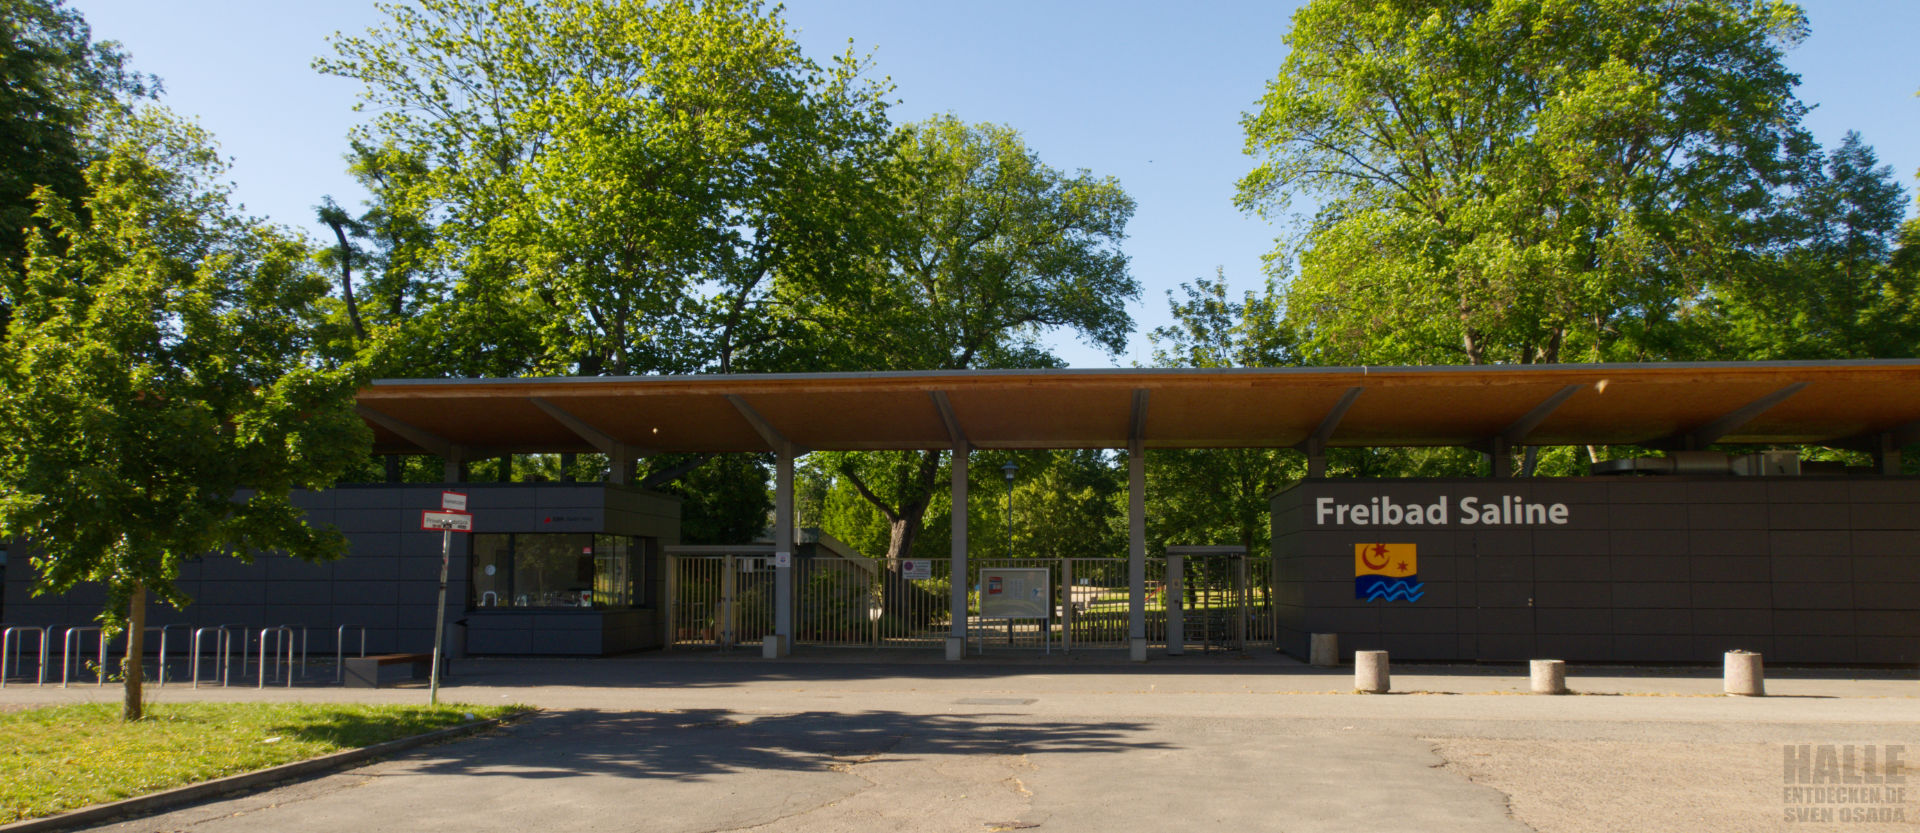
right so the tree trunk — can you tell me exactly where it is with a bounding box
[323,217,368,342]
[123,583,146,721]
[844,451,943,625]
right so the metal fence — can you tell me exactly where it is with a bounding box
[1165,553,1274,652]
[665,554,776,649]
[664,552,1271,654]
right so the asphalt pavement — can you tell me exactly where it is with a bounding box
[4,650,1915,833]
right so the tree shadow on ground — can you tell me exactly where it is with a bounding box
[388,708,1172,783]
[433,654,1918,692]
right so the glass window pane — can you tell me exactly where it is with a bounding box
[593,535,629,608]
[513,533,594,607]
[470,534,511,608]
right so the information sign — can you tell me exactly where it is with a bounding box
[441,491,467,511]
[420,510,473,532]
[979,567,1049,619]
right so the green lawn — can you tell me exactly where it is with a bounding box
[0,702,524,823]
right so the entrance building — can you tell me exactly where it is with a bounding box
[5,361,1918,666]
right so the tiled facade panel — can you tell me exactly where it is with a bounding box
[4,484,680,658]
[1273,477,1920,664]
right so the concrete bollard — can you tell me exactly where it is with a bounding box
[1530,659,1567,694]
[1724,650,1765,696]
[1310,633,1339,667]
[1354,650,1390,693]
[762,635,784,659]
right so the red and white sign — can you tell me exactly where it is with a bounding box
[441,491,468,511]
[421,510,473,532]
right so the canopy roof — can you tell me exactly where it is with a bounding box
[355,361,1920,457]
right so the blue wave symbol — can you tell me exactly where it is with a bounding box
[1361,580,1425,602]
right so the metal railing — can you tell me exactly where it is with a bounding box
[1,626,49,687]
[255,626,296,688]
[60,626,106,688]
[334,625,367,684]
[663,551,1263,655]
[155,624,190,686]
[190,625,234,688]
[667,555,775,649]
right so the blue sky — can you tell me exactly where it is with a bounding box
[68,0,1920,369]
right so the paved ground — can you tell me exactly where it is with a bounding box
[4,650,1917,833]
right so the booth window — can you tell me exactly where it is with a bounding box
[470,533,649,609]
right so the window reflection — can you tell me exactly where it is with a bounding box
[469,533,647,609]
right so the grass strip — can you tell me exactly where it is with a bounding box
[0,701,523,823]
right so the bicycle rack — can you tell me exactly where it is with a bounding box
[190,625,234,689]
[60,626,108,688]
[156,624,190,687]
[273,624,309,680]
[257,626,295,689]
[1,626,49,687]
[334,625,368,684]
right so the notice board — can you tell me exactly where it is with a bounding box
[980,567,1049,619]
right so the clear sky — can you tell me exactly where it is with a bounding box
[66,0,1920,369]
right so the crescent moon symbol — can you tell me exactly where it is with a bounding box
[1360,545,1391,571]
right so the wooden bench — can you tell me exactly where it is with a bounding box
[343,652,437,688]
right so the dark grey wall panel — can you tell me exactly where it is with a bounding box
[1273,476,1920,664]
[2,483,681,659]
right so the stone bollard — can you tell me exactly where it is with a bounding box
[1310,633,1339,667]
[1355,650,1390,693]
[1530,659,1567,694]
[1724,650,1765,696]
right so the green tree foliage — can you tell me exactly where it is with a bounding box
[650,453,772,545]
[1704,132,1918,358]
[1007,450,1125,562]
[316,0,894,378]
[1239,0,1823,366]
[0,110,370,720]
[800,117,1139,572]
[0,0,155,330]
[1147,276,1305,553]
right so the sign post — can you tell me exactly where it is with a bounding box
[422,492,471,706]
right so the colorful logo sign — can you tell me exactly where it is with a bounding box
[1355,543,1423,602]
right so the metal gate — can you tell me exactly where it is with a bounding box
[1165,547,1273,653]
[666,554,775,649]
[666,550,1263,653]
[798,556,954,648]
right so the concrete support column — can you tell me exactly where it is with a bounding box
[608,447,632,486]
[442,448,467,483]
[772,445,795,657]
[1486,437,1510,479]
[1128,440,1147,662]
[948,444,969,661]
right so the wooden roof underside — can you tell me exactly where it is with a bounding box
[355,362,1920,457]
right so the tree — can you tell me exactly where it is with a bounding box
[0,110,369,720]
[1703,131,1917,359]
[1146,275,1303,554]
[1238,0,1820,367]
[801,116,1139,576]
[316,0,894,379]
[0,0,156,332]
